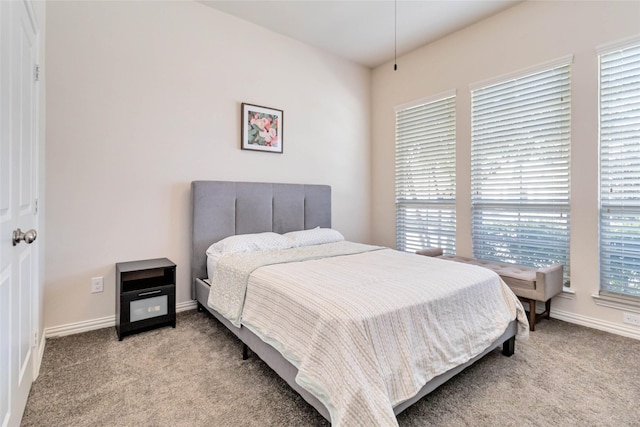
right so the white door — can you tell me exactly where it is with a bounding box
[0,1,40,426]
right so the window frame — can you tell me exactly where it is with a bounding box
[469,58,572,282]
[395,91,457,254]
[598,37,640,299]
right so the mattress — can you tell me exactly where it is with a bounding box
[206,242,528,427]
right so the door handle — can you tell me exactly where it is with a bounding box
[138,290,162,297]
[12,228,37,246]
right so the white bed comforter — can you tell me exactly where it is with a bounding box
[208,242,528,427]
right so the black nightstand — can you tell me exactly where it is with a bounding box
[115,258,176,340]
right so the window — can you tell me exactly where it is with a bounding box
[395,93,456,254]
[471,60,571,281]
[599,41,640,298]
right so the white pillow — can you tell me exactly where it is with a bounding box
[205,232,292,281]
[206,232,291,256]
[284,227,345,248]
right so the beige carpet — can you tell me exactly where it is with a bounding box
[22,310,640,426]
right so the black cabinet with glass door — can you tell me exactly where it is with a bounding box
[116,258,176,340]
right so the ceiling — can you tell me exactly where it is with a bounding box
[199,0,522,69]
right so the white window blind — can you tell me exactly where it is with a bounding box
[599,42,640,298]
[471,63,571,280]
[395,94,456,254]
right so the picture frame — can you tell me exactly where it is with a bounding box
[241,103,284,153]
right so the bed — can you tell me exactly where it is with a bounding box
[191,180,527,426]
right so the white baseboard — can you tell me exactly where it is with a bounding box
[177,300,198,312]
[45,315,114,338]
[42,300,638,342]
[44,300,198,339]
[551,308,640,340]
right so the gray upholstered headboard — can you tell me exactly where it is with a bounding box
[190,181,331,297]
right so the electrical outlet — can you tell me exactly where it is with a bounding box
[622,312,640,327]
[91,276,104,293]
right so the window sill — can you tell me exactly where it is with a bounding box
[592,293,640,314]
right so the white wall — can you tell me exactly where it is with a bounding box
[371,0,640,338]
[44,1,371,329]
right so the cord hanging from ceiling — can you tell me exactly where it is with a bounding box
[394,0,398,71]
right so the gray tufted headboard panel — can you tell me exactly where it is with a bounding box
[190,181,331,298]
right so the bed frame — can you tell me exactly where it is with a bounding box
[190,180,517,422]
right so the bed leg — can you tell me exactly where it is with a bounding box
[502,336,515,357]
[242,344,249,360]
[197,303,204,312]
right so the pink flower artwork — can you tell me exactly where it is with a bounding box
[247,111,279,147]
[241,103,283,153]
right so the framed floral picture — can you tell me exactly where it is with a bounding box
[241,103,283,153]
